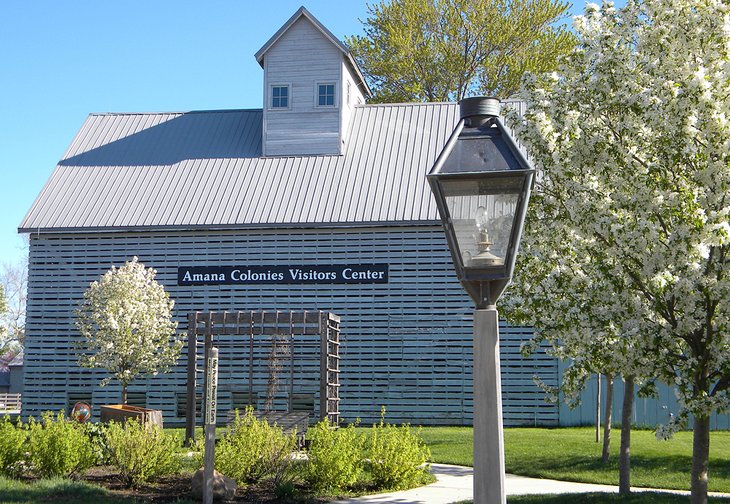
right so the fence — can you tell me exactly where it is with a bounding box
[0,393,21,412]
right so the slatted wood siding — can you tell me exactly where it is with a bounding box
[558,372,730,430]
[23,226,558,426]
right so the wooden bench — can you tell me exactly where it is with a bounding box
[226,410,311,447]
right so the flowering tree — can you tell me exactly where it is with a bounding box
[0,287,10,354]
[76,257,183,405]
[504,1,730,502]
[0,254,28,350]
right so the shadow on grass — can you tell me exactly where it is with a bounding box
[0,478,130,504]
[507,452,730,491]
[507,493,730,503]
[0,478,199,504]
[506,454,616,479]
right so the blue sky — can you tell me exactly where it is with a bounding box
[0,1,595,266]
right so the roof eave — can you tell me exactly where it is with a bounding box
[18,220,443,235]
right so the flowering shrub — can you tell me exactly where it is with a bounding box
[0,416,27,477]
[214,407,297,485]
[103,419,181,487]
[306,420,364,492]
[366,409,430,490]
[27,411,95,478]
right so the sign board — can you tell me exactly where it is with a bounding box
[178,263,389,286]
[205,349,219,425]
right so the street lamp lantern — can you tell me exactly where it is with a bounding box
[427,96,535,308]
[427,97,535,504]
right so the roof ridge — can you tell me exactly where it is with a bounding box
[87,108,263,117]
[86,103,459,117]
[357,102,457,108]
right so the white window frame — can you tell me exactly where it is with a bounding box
[269,83,291,110]
[315,81,337,108]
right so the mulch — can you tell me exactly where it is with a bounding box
[82,467,328,503]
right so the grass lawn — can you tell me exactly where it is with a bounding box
[421,426,730,493]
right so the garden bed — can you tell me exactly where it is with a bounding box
[2,470,330,504]
[83,466,329,503]
[0,409,432,503]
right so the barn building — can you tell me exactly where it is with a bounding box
[19,7,560,427]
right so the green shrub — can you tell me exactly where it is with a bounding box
[104,419,181,487]
[306,420,364,492]
[83,421,111,465]
[215,407,297,485]
[27,411,96,478]
[0,415,27,477]
[366,409,431,490]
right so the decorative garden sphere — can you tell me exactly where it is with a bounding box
[71,401,92,423]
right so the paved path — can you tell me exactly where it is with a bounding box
[331,463,730,504]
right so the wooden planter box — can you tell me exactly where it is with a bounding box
[100,404,163,428]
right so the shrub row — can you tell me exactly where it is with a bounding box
[209,407,431,495]
[2,407,431,495]
[0,413,180,486]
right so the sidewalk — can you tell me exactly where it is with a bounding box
[331,463,730,504]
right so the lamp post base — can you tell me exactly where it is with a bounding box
[474,308,506,504]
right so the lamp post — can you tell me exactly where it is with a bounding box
[427,97,535,504]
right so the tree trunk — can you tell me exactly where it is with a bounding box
[602,373,614,464]
[619,374,634,495]
[596,373,601,443]
[691,414,710,504]
[121,385,128,405]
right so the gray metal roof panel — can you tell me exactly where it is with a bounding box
[19,102,510,232]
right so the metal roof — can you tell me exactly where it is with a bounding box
[21,103,469,232]
[8,352,23,367]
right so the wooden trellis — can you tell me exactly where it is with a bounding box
[185,311,340,442]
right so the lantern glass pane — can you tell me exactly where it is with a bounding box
[439,131,522,174]
[441,177,521,269]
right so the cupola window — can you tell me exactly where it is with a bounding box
[317,83,336,107]
[271,84,290,109]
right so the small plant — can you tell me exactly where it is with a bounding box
[0,415,27,477]
[104,419,181,487]
[306,420,364,492]
[274,479,297,500]
[27,411,96,478]
[215,407,297,485]
[366,407,431,490]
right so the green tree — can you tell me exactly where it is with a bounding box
[76,257,183,404]
[505,1,730,502]
[346,0,575,102]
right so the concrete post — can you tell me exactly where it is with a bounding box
[473,308,505,504]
